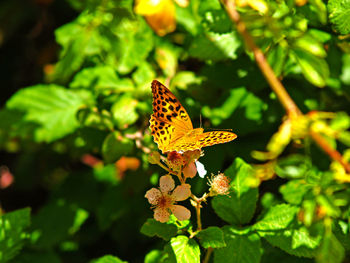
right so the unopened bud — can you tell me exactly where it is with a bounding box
[148,151,161,164]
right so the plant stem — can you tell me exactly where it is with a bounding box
[191,194,203,231]
[222,0,350,173]
[157,161,178,176]
[191,193,208,232]
[203,247,214,263]
[222,0,301,117]
[310,130,350,173]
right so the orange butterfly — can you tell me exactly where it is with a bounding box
[150,80,237,153]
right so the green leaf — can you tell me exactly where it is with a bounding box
[253,204,298,231]
[316,233,345,263]
[328,0,350,35]
[262,228,319,258]
[154,44,179,78]
[140,219,178,241]
[171,72,203,90]
[170,236,200,263]
[309,0,328,24]
[279,180,311,205]
[0,208,31,262]
[175,2,198,35]
[93,164,119,184]
[292,33,327,58]
[6,85,91,142]
[212,158,258,225]
[341,54,350,85]
[202,87,265,126]
[275,154,312,179]
[0,109,33,141]
[266,45,288,77]
[77,108,114,131]
[144,249,168,263]
[292,227,322,250]
[11,251,61,263]
[291,48,330,87]
[90,255,127,263]
[111,94,139,129]
[214,227,262,263]
[189,31,241,61]
[31,201,87,248]
[96,185,128,231]
[163,243,177,263]
[115,18,154,74]
[70,66,134,93]
[202,9,232,34]
[53,12,100,81]
[102,131,134,163]
[132,62,156,86]
[196,226,226,248]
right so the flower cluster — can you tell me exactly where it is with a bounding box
[145,149,232,223]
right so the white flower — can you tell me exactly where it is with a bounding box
[145,175,191,222]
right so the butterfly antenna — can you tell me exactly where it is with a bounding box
[206,127,233,131]
[200,114,202,128]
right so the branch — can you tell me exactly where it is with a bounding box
[222,0,301,117]
[222,0,350,174]
[310,130,350,173]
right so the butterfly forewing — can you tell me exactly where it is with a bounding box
[151,80,193,131]
[151,80,195,153]
[150,80,237,153]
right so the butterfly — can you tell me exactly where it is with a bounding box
[150,80,237,153]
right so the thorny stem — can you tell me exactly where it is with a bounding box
[222,0,350,173]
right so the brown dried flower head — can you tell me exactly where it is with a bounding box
[208,173,231,196]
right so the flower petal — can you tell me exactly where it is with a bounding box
[183,162,197,178]
[174,0,189,8]
[159,174,175,193]
[154,207,170,223]
[195,161,207,178]
[172,184,191,201]
[145,188,162,205]
[170,205,191,221]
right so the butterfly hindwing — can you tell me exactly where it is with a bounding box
[149,115,176,153]
[197,131,237,148]
[150,80,237,153]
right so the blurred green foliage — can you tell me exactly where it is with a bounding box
[1,0,350,262]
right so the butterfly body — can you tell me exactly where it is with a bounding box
[150,80,237,153]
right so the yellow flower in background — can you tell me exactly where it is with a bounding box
[331,149,350,183]
[236,0,268,14]
[134,0,176,36]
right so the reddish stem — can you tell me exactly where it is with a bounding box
[222,0,350,173]
[222,0,301,117]
[310,130,350,173]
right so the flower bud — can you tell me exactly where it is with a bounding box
[183,150,201,164]
[167,151,185,170]
[183,162,197,179]
[148,151,161,164]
